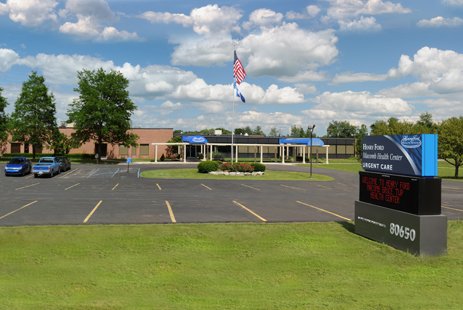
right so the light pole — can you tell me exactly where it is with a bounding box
[308,124,316,178]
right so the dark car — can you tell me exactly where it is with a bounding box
[56,156,71,172]
[4,156,32,176]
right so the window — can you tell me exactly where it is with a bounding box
[120,145,128,156]
[11,143,21,153]
[139,144,149,156]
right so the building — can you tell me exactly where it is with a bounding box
[4,128,173,160]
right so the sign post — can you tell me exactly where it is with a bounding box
[355,134,446,255]
[127,157,132,173]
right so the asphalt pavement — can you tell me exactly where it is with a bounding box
[0,163,461,226]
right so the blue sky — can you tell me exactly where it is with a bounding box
[1,0,463,136]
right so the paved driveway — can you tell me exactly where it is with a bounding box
[0,163,461,226]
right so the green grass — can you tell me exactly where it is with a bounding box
[0,222,462,309]
[141,168,334,181]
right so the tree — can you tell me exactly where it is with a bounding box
[439,117,463,178]
[9,71,58,159]
[355,124,368,159]
[268,127,280,137]
[415,112,438,133]
[252,126,265,136]
[326,120,357,138]
[67,68,138,159]
[290,125,305,137]
[370,117,415,135]
[0,87,8,154]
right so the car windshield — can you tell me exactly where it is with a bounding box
[40,159,54,163]
[9,158,24,164]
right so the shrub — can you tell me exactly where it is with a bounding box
[197,161,220,173]
[233,162,254,173]
[160,154,165,161]
[251,162,266,172]
[219,162,234,171]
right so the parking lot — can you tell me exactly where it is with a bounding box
[1,163,462,226]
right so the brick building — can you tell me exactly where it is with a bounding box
[4,128,173,160]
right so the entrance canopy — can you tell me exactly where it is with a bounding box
[279,137,324,146]
[182,135,208,144]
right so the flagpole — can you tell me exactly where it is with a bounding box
[231,80,235,163]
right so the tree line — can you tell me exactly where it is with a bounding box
[0,69,137,160]
[0,71,461,176]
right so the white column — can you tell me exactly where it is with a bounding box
[210,144,213,161]
[260,145,263,163]
[282,145,285,164]
[183,144,187,163]
[235,145,239,162]
[302,146,306,164]
[325,145,329,164]
[155,144,158,163]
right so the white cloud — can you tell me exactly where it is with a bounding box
[140,4,241,35]
[244,9,284,29]
[241,23,338,77]
[315,91,412,115]
[339,16,382,32]
[3,0,58,26]
[0,48,20,72]
[443,0,463,6]
[170,37,233,66]
[261,84,304,104]
[60,0,113,20]
[280,71,327,83]
[417,16,463,28]
[18,53,115,84]
[326,0,411,21]
[332,72,387,83]
[307,5,321,18]
[160,100,182,115]
[139,11,191,26]
[58,0,140,41]
[388,47,463,93]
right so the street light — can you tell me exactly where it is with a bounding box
[308,124,316,178]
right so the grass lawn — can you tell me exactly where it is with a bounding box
[0,222,462,309]
[141,168,334,181]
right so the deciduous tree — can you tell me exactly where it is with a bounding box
[439,117,463,178]
[67,68,138,159]
[0,87,8,154]
[9,72,58,159]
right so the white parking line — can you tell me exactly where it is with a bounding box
[111,168,120,178]
[0,200,38,220]
[59,168,79,178]
[241,184,261,191]
[281,184,306,191]
[65,183,80,191]
[442,205,463,213]
[15,183,40,191]
[156,183,162,191]
[86,168,99,178]
[112,183,119,191]
[201,183,212,191]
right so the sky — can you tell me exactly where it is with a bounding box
[1,0,463,136]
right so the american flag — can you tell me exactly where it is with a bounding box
[233,50,246,84]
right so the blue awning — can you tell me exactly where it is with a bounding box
[279,138,324,146]
[182,135,208,144]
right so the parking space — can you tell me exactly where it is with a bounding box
[0,163,462,226]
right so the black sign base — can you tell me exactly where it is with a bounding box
[355,201,447,256]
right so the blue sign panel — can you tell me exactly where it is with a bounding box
[182,135,208,144]
[362,134,437,177]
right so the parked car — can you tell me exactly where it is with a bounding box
[56,156,71,172]
[32,156,61,178]
[4,156,32,176]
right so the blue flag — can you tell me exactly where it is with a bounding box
[234,81,245,103]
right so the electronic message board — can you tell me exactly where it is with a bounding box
[359,171,441,215]
[362,134,437,177]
